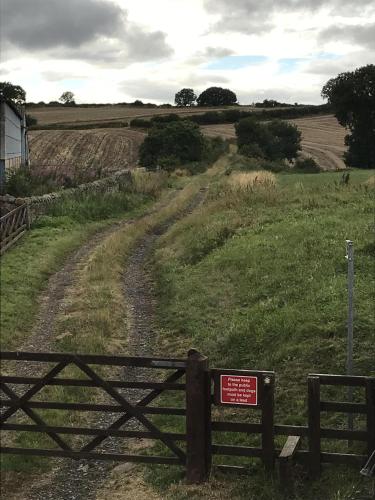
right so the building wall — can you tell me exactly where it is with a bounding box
[0,101,27,192]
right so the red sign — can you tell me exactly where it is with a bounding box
[220,375,258,406]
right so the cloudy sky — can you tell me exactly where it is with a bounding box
[1,0,374,104]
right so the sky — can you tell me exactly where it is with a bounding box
[0,0,374,105]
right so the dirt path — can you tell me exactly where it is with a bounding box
[5,187,206,500]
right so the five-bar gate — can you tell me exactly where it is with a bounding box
[1,349,374,486]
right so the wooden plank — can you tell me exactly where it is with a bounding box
[0,376,185,391]
[308,376,321,479]
[212,444,263,457]
[211,421,262,433]
[72,356,186,462]
[261,373,275,471]
[0,351,187,369]
[1,423,187,441]
[0,361,69,423]
[0,228,26,255]
[278,436,301,493]
[320,401,367,414]
[81,369,185,453]
[186,349,211,484]
[320,428,368,441]
[215,465,250,475]
[366,378,375,455]
[274,425,308,437]
[0,400,186,415]
[311,373,369,387]
[0,447,183,465]
[1,382,72,452]
[321,452,367,466]
[279,436,301,459]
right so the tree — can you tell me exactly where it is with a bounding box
[0,82,26,105]
[175,88,197,107]
[197,87,237,106]
[139,121,205,170]
[59,91,76,105]
[322,65,375,169]
[235,117,301,162]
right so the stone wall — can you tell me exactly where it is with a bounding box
[0,169,132,218]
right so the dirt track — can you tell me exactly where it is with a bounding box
[3,188,206,500]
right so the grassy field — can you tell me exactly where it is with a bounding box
[202,115,347,170]
[144,166,375,499]
[1,158,373,498]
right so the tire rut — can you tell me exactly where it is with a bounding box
[15,187,207,500]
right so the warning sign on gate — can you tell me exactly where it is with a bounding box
[220,374,258,406]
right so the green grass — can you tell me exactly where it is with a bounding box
[0,186,162,350]
[148,167,375,499]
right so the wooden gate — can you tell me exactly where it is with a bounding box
[1,350,374,485]
[0,204,30,255]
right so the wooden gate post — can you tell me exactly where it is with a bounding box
[365,378,375,456]
[261,373,275,471]
[308,376,321,479]
[186,349,211,483]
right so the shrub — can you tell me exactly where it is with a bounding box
[139,121,206,170]
[293,157,321,173]
[150,114,180,125]
[236,117,301,162]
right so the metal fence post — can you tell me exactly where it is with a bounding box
[346,240,354,433]
[185,349,211,483]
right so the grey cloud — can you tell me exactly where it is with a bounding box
[1,0,173,64]
[204,0,375,34]
[202,47,235,58]
[305,51,375,76]
[1,0,123,49]
[120,80,177,101]
[319,23,375,50]
[41,71,88,82]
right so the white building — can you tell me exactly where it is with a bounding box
[0,97,29,192]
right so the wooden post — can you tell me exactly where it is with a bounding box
[308,376,321,479]
[25,204,31,230]
[185,349,211,483]
[366,378,375,456]
[261,373,275,471]
[279,436,301,495]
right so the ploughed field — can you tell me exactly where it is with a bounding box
[28,128,146,180]
[27,104,257,127]
[202,114,347,170]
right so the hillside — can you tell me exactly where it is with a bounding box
[202,115,347,170]
[28,128,146,181]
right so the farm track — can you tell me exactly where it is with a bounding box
[4,187,207,500]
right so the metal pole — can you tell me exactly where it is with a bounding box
[346,240,354,435]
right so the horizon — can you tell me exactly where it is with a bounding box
[0,0,374,105]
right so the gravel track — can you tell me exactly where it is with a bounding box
[5,187,206,500]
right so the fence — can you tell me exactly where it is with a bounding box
[0,349,374,487]
[0,204,30,255]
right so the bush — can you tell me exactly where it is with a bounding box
[293,157,321,173]
[150,114,180,125]
[5,168,59,197]
[139,121,206,170]
[236,118,301,162]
